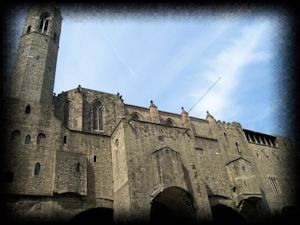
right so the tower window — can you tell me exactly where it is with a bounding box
[76,163,80,172]
[269,176,280,195]
[11,130,21,141]
[93,100,103,130]
[236,142,241,153]
[25,135,31,144]
[39,12,50,33]
[53,32,57,43]
[25,105,31,114]
[34,162,41,176]
[37,133,46,144]
[94,155,97,162]
[27,25,31,33]
[3,171,14,183]
[63,136,67,144]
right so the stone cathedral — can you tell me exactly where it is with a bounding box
[1,4,298,224]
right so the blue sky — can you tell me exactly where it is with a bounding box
[11,7,288,136]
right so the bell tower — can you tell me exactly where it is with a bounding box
[9,4,62,105]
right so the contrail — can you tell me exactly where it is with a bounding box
[188,77,222,113]
[101,32,137,78]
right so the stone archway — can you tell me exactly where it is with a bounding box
[69,207,113,225]
[150,186,197,224]
[211,204,246,225]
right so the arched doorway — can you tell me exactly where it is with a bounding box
[150,187,197,224]
[211,205,246,224]
[69,208,113,225]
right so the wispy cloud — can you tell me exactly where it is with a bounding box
[189,21,272,121]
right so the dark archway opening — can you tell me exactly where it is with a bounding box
[150,187,197,225]
[211,205,246,225]
[69,208,113,225]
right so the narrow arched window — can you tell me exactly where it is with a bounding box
[39,12,50,33]
[27,25,31,33]
[11,130,21,141]
[93,100,103,130]
[236,142,241,153]
[63,100,70,126]
[37,133,46,144]
[34,162,41,175]
[25,105,31,114]
[53,32,57,43]
[94,155,97,162]
[25,135,31,144]
[4,171,14,183]
[76,163,80,172]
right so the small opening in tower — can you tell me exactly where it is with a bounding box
[34,162,41,176]
[27,25,31,34]
[25,135,31,144]
[39,12,50,33]
[63,136,67,144]
[94,155,97,162]
[53,32,57,43]
[76,163,80,172]
[25,105,31,114]
[235,142,241,153]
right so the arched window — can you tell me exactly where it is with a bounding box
[130,112,139,121]
[236,142,241,153]
[93,100,103,130]
[63,100,71,126]
[76,163,80,172]
[53,32,57,43]
[37,133,46,144]
[25,135,31,144]
[3,171,14,183]
[34,162,41,175]
[39,12,50,33]
[165,118,175,126]
[11,130,21,141]
[25,105,31,114]
[27,25,31,33]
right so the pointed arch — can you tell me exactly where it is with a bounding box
[165,118,176,127]
[25,134,31,144]
[11,130,21,141]
[39,12,50,33]
[34,162,41,175]
[37,133,46,144]
[129,112,141,121]
[25,105,31,114]
[93,100,103,131]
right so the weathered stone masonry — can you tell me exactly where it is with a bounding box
[1,4,298,224]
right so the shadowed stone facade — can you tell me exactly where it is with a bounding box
[1,4,298,224]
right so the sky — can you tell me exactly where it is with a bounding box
[9,6,289,137]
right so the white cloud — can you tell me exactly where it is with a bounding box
[189,21,272,121]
